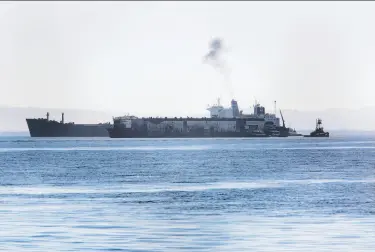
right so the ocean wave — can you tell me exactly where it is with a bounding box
[1,179,374,195]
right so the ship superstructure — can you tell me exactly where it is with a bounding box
[240,101,280,127]
[206,98,238,118]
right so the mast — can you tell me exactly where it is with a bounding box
[253,99,258,115]
[274,101,277,115]
[316,118,322,130]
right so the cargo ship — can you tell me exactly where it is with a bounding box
[26,112,111,137]
[107,99,285,138]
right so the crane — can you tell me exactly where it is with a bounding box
[279,109,286,128]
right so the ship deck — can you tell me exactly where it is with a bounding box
[115,117,265,122]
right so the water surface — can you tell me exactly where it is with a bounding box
[0,136,374,251]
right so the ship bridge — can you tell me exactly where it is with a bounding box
[207,98,240,118]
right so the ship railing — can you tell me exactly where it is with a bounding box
[113,115,138,120]
[111,116,268,122]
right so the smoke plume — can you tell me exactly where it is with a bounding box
[203,38,234,100]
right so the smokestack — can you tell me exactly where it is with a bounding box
[231,99,240,117]
[61,112,64,124]
[46,112,49,121]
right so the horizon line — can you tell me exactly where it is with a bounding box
[1,104,374,113]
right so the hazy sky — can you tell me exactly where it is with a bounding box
[1,1,375,116]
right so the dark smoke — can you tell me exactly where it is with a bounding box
[204,38,222,61]
[203,38,234,99]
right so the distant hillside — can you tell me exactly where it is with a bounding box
[280,107,375,131]
[0,131,29,136]
[0,106,375,132]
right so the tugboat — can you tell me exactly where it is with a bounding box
[288,127,302,137]
[303,118,329,137]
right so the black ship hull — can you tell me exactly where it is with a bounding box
[275,126,289,137]
[26,119,111,137]
[107,127,269,138]
[263,122,289,137]
[303,134,329,138]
